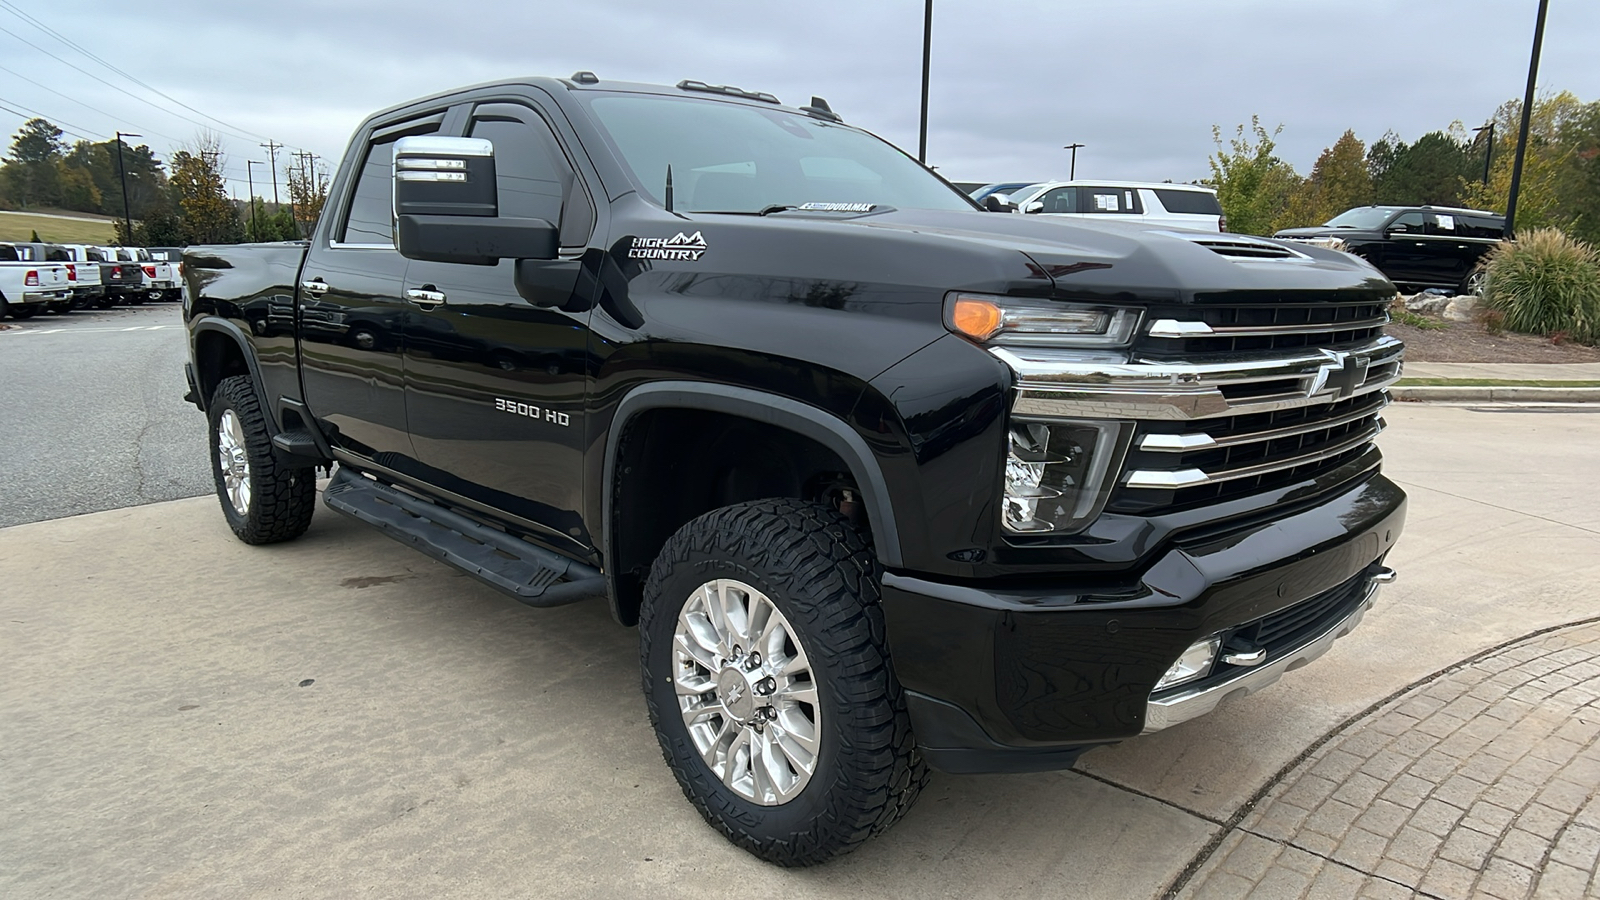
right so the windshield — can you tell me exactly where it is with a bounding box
[584,93,975,214]
[1323,207,1397,229]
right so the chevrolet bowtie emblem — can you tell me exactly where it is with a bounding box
[1308,350,1370,400]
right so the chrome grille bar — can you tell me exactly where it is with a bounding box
[1124,421,1384,490]
[1148,316,1390,339]
[1001,335,1405,421]
[1139,395,1388,452]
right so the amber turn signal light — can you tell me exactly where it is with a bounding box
[950,297,1004,341]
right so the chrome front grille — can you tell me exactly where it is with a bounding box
[1111,392,1389,514]
[1140,302,1390,357]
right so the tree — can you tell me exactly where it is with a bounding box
[56,160,103,212]
[1207,117,1303,236]
[63,138,168,219]
[168,133,241,244]
[1462,92,1587,235]
[285,156,330,237]
[1,118,66,208]
[1369,129,1475,207]
[1277,130,1373,230]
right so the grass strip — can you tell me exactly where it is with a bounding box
[1396,377,1600,387]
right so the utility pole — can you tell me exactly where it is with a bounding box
[260,140,282,207]
[1472,123,1495,186]
[1505,0,1549,237]
[114,131,141,242]
[246,160,263,240]
[1063,143,1084,180]
[918,0,932,164]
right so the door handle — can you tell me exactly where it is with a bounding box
[405,288,447,306]
[300,280,330,295]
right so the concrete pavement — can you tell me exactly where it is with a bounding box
[3,404,1599,898]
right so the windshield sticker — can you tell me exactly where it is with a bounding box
[797,202,876,213]
[629,231,707,261]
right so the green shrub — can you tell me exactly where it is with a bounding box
[1481,228,1600,344]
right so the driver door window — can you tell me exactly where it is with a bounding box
[468,104,593,248]
[1038,187,1076,213]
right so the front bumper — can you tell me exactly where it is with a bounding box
[882,473,1405,774]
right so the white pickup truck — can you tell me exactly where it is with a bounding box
[0,242,72,320]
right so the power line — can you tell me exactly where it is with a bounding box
[0,23,274,150]
[0,61,184,147]
[0,95,101,141]
[0,0,303,153]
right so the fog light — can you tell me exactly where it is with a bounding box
[1155,636,1221,691]
[1002,419,1130,534]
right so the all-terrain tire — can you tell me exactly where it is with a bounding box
[207,375,316,544]
[639,499,928,867]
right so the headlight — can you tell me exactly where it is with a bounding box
[945,292,1141,348]
[1003,419,1130,534]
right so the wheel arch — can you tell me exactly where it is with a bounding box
[602,382,902,626]
[191,318,272,429]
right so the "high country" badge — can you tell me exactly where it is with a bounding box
[628,231,707,261]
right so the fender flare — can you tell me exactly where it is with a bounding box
[190,317,275,432]
[602,381,904,571]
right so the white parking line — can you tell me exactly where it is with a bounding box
[0,324,177,336]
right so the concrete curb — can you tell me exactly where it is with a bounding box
[1391,385,1600,403]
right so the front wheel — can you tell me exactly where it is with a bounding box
[639,499,926,866]
[207,375,317,544]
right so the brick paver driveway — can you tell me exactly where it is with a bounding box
[1177,620,1600,899]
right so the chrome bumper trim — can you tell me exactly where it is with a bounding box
[1142,582,1381,734]
[997,336,1405,421]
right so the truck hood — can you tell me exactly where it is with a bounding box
[672,206,1396,307]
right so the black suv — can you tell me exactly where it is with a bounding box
[1275,205,1504,294]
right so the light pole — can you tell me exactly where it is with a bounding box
[1063,143,1084,180]
[246,160,264,239]
[1505,0,1549,237]
[114,131,140,242]
[918,0,932,164]
[1472,123,1495,186]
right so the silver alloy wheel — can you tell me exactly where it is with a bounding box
[216,409,252,516]
[673,578,821,806]
[1466,270,1487,297]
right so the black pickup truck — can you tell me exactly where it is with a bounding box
[183,74,1407,866]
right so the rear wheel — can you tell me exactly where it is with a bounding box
[207,375,317,544]
[639,499,926,866]
[9,304,37,319]
[1461,269,1487,297]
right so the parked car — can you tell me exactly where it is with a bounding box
[183,74,1405,866]
[1009,180,1226,232]
[967,181,1042,204]
[1274,206,1504,294]
[0,241,71,319]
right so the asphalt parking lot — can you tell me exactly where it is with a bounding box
[3,400,1598,898]
[0,303,210,527]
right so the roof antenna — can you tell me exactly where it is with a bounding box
[665,165,674,213]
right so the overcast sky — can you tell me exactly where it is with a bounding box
[2,0,1598,198]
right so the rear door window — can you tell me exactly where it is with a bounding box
[1153,189,1223,216]
[1083,187,1142,214]
[341,115,443,245]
